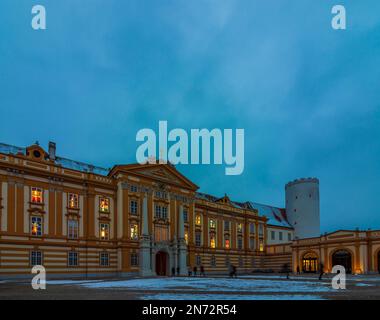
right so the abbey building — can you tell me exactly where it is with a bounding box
[0,141,379,278]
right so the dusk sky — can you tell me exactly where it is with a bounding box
[1,0,379,232]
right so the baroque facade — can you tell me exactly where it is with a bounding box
[0,141,379,278]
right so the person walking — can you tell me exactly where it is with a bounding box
[188,266,192,277]
[176,266,180,276]
[296,265,300,275]
[228,263,233,277]
[319,263,324,280]
[200,265,205,277]
[232,265,237,278]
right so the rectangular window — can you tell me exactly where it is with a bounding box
[237,223,243,233]
[130,224,139,240]
[68,219,79,239]
[271,231,275,240]
[130,200,138,215]
[210,255,216,267]
[209,219,216,229]
[250,237,255,250]
[68,251,78,266]
[237,237,243,250]
[131,253,139,266]
[279,232,283,241]
[259,239,264,252]
[224,221,230,231]
[195,232,201,246]
[68,193,79,209]
[250,223,255,234]
[31,216,42,236]
[155,204,167,219]
[99,197,110,213]
[100,223,109,240]
[130,185,138,193]
[258,224,264,236]
[210,233,216,248]
[31,187,43,203]
[288,233,292,241]
[30,251,42,266]
[195,214,201,226]
[196,255,201,266]
[100,252,109,266]
[183,209,188,223]
[224,237,230,249]
[162,206,168,219]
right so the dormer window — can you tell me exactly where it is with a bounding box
[31,187,43,204]
[68,193,79,209]
[99,197,110,213]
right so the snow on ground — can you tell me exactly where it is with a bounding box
[142,293,324,300]
[80,277,332,293]
[45,280,104,285]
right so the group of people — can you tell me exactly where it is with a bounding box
[187,265,206,276]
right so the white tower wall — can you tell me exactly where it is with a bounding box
[285,178,320,239]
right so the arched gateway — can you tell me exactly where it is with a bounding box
[302,252,318,273]
[332,250,352,274]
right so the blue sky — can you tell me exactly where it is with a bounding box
[0,0,379,232]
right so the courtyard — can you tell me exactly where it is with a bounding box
[0,274,379,300]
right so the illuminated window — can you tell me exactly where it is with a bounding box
[100,252,109,266]
[31,187,42,203]
[30,251,42,266]
[237,223,243,233]
[68,219,78,239]
[130,224,138,240]
[209,219,216,229]
[31,216,42,236]
[68,193,79,209]
[130,200,138,215]
[224,236,230,249]
[99,197,110,212]
[259,239,264,252]
[195,214,201,226]
[210,233,216,248]
[184,231,188,244]
[68,251,78,266]
[100,223,109,240]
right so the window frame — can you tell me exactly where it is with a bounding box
[99,222,110,240]
[31,187,43,204]
[30,251,43,266]
[99,197,110,213]
[100,252,110,267]
[68,219,79,239]
[31,216,43,236]
[68,193,79,209]
[68,251,78,267]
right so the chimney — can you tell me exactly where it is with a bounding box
[48,141,56,161]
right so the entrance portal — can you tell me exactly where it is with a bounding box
[155,251,168,276]
[332,250,352,274]
[302,252,318,273]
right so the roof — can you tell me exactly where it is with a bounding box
[0,142,109,176]
[248,202,292,228]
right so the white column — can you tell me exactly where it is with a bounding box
[178,204,187,275]
[139,194,153,276]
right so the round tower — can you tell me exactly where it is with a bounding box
[285,178,320,239]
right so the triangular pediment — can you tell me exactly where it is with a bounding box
[109,163,198,190]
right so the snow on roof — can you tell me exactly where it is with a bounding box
[0,143,26,155]
[0,142,109,176]
[248,202,292,228]
[55,157,109,176]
